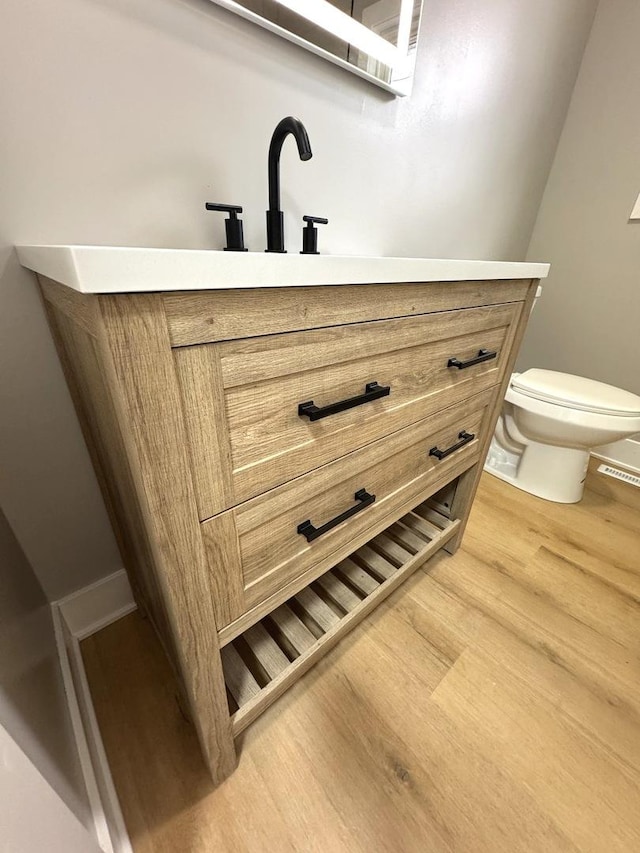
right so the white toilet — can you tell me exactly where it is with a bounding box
[485,369,640,503]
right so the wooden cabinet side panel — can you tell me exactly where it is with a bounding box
[95,293,236,783]
[43,300,175,659]
[39,275,101,338]
[445,281,538,551]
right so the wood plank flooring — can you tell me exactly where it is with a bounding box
[82,462,640,853]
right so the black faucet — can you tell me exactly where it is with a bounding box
[266,117,312,253]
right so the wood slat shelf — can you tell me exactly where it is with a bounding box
[222,498,460,735]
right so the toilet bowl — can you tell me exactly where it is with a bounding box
[485,369,640,503]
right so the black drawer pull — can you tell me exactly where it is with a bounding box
[429,431,475,460]
[297,488,375,542]
[298,381,390,421]
[447,349,497,370]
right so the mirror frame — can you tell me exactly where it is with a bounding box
[207,0,422,96]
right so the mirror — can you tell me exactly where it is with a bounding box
[209,0,424,96]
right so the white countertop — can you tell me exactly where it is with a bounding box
[16,245,549,293]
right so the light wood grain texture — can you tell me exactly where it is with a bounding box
[216,303,517,388]
[370,532,414,565]
[414,503,453,529]
[96,293,236,784]
[42,300,174,649]
[217,449,476,646]
[268,604,317,655]
[388,520,428,552]
[179,303,518,515]
[199,511,245,627]
[586,455,640,511]
[294,587,341,633]
[232,519,459,735]
[39,274,100,336]
[333,557,380,595]
[314,570,363,612]
[43,271,537,796]
[354,543,397,580]
[220,644,261,707]
[233,395,486,583]
[243,622,291,679]
[444,283,533,553]
[403,509,442,539]
[163,279,530,346]
[172,343,234,519]
[82,468,640,853]
[204,390,489,622]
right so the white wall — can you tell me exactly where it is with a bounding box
[520,0,640,395]
[0,723,100,853]
[0,506,91,827]
[0,0,597,598]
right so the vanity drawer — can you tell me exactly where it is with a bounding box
[175,302,520,519]
[201,389,492,629]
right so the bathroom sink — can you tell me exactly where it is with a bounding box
[16,245,549,293]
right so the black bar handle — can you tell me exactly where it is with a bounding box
[429,431,475,460]
[447,349,497,370]
[298,381,390,421]
[297,488,375,542]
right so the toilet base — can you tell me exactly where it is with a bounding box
[485,437,590,503]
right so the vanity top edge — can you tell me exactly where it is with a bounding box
[16,244,549,294]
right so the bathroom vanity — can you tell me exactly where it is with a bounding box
[17,246,548,785]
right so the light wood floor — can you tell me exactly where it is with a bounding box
[82,462,640,853]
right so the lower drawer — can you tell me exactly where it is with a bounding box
[222,495,460,735]
[202,388,493,631]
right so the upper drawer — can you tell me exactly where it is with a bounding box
[175,302,521,520]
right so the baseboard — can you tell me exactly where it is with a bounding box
[592,435,640,475]
[53,570,137,853]
[57,569,136,640]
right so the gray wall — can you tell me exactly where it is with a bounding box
[0,0,597,599]
[521,0,640,395]
[0,506,90,825]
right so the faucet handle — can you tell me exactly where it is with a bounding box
[205,202,248,252]
[301,215,329,255]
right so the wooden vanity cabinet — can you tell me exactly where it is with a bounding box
[39,275,537,785]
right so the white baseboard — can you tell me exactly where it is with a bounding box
[57,569,136,640]
[53,570,137,853]
[592,435,640,476]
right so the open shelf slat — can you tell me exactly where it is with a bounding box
[315,570,363,613]
[370,533,414,566]
[220,643,261,707]
[334,558,380,596]
[222,497,459,736]
[243,623,291,679]
[413,503,452,529]
[388,521,428,553]
[403,511,441,540]
[268,604,317,654]
[354,544,396,580]
[294,587,340,632]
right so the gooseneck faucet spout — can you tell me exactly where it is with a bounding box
[266,116,312,252]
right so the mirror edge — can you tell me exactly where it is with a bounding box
[206,0,413,97]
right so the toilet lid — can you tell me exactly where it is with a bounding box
[511,369,640,416]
